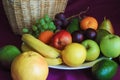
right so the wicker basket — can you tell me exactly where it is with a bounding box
[2,0,68,35]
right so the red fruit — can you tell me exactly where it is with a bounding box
[51,30,72,50]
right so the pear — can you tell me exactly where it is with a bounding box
[99,17,114,34]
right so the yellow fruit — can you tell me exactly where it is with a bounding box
[21,43,34,52]
[45,58,63,66]
[21,43,62,66]
[62,43,86,67]
[22,34,60,58]
[21,42,61,54]
[11,51,49,80]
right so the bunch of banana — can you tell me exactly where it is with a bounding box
[21,34,63,66]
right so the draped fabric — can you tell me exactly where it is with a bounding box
[0,0,120,80]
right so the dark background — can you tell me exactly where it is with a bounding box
[0,0,120,80]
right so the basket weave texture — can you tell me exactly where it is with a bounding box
[2,0,68,35]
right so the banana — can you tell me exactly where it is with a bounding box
[21,42,61,53]
[22,34,61,58]
[45,58,63,66]
[21,43,34,52]
[21,42,62,66]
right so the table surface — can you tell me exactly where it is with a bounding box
[0,0,120,80]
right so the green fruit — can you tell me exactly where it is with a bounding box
[0,45,21,70]
[100,34,120,58]
[95,29,110,44]
[67,17,80,33]
[92,59,118,80]
[99,17,114,34]
[82,40,100,61]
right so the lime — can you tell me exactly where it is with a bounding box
[92,59,118,80]
[0,45,21,70]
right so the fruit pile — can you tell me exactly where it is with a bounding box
[0,12,120,80]
[21,13,120,64]
[20,13,120,80]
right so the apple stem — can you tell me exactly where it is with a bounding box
[86,45,90,50]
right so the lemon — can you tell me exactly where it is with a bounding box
[0,45,21,70]
[62,43,86,67]
[92,59,118,80]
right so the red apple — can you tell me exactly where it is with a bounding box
[51,30,72,50]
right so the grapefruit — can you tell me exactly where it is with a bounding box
[11,51,49,80]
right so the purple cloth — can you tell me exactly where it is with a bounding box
[0,0,120,80]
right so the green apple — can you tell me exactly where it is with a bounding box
[82,40,100,61]
[100,34,120,58]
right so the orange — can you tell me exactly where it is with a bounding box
[38,30,54,44]
[80,16,98,30]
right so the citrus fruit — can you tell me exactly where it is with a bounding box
[62,43,86,67]
[11,51,49,80]
[80,16,98,30]
[0,45,21,69]
[38,30,54,44]
[92,59,118,80]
